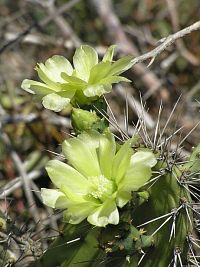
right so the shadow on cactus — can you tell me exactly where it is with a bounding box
[19,45,200,267]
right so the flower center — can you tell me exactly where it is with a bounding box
[89,175,114,202]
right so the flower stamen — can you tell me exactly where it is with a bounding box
[89,175,114,201]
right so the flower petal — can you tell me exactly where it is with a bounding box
[63,202,99,224]
[83,84,111,97]
[46,160,90,194]
[131,151,157,167]
[21,79,55,95]
[103,45,117,62]
[100,75,131,85]
[60,83,86,91]
[36,65,61,90]
[61,73,87,87]
[62,136,101,177]
[119,164,152,192]
[98,130,116,178]
[73,45,98,81]
[42,93,70,112]
[43,55,73,82]
[112,138,133,184]
[60,185,88,203]
[116,190,131,208]
[41,188,67,208]
[87,199,119,227]
[108,56,133,76]
[78,130,100,151]
[88,62,111,84]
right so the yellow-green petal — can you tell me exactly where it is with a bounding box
[78,131,100,151]
[43,55,73,82]
[102,45,117,62]
[61,73,87,87]
[119,164,152,192]
[41,188,67,208]
[100,75,131,85]
[87,199,119,227]
[130,151,157,167]
[46,160,90,194]
[21,79,55,95]
[116,190,132,208]
[60,184,87,204]
[73,45,98,81]
[62,137,101,177]
[83,84,111,97]
[63,202,99,224]
[112,138,133,184]
[36,65,61,90]
[98,130,116,178]
[42,93,70,112]
[108,56,133,76]
[88,62,111,84]
[118,151,157,192]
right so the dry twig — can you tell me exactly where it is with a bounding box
[130,20,200,67]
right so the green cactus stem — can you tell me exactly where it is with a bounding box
[31,222,103,267]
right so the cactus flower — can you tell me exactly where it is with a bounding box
[41,130,157,227]
[21,45,133,112]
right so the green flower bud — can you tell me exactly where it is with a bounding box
[71,108,106,134]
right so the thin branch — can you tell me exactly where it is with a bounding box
[130,20,200,67]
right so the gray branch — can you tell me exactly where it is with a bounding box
[131,20,200,67]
